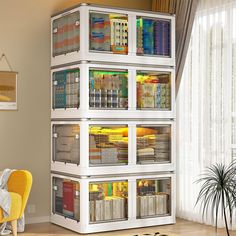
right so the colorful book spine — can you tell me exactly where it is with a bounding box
[136,18,143,54]
[63,181,75,217]
[142,19,154,54]
[54,69,80,109]
[154,20,171,56]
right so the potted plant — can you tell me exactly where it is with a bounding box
[195,161,236,236]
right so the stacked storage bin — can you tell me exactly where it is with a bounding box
[50,4,175,234]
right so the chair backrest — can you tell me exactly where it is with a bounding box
[7,170,33,217]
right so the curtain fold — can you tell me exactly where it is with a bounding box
[152,0,198,95]
[177,0,236,227]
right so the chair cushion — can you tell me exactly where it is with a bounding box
[0,192,22,223]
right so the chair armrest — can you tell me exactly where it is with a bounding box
[7,170,33,217]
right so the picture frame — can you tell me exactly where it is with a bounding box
[0,71,18,110]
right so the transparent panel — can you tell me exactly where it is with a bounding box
[53,69,80,109]
[89,180,128,223]
[90,11,128,54]
[136,17,171,57]
[89,125,128,166]
[52,177,80,221]
[232,149,236,159]
[232,118,236,145]
[53,124,80,164]
[136,71,171,110]
[52,11,80,56]
[232,41,236,113]
[136,178,171,218]
[89,69,128,109]
[136,125,171,164]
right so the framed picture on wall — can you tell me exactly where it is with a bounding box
[0,71,17,110]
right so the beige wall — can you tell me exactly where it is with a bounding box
[0,0,152,222]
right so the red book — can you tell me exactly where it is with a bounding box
[63,181,74,217]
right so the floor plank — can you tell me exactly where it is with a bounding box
[22,218,236,236]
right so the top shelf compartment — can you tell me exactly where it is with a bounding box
[51,5,175,67]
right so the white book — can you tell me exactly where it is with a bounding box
[104,199,113,220]
[95,200,104,222]
[156,194,168,215]
[148,195,156,216]
[89,201,95,222]
[140,196,148,217]
[120,198,125,218]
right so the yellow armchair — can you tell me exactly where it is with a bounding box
[0,170,32,236]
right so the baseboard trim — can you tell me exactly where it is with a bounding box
[26,216,50,224]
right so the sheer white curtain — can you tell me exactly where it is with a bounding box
[176,0,236,227]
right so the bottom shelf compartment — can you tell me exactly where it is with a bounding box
[89,180,128,223]
[137,178,171,219]
[51,173,175,233]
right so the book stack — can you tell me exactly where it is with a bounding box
[89,128,129,165]
[89,196,126,223]
[104,198,113,220]
[110,18,128,54]
[112,197,126,219]
[89,135,101,164]
[136,17,171,56]
[136,130,170,163]
[141,83,156,108]
[116,141,128,164]
[90,13,111,51]
[142,19,154,55]
[136,18,144,54]
[53,12,80,56]
[137,193,169,218]
[154,20,170,56]
[89,71,128,109]
[101,147,118,164]
[66,70,80,108]
[54,71,66,109]
[136,74,171,109]
[137,136,149,148]
[137,148,155,163]
[93,133,110,145]
[156,83,171,109]
[153,137,170,162]
[156,193,168,215]
[54,69,80,109]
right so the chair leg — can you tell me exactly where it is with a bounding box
[11,220,17,236]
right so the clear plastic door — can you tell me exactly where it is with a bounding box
[136,125,171,164]
[136,178,171,218]
[89,180,128,223]
[53,124,80,164]
[52,177,80,221]
[89,125,128,166]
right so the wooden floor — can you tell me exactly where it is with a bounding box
[23,218,236,236]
